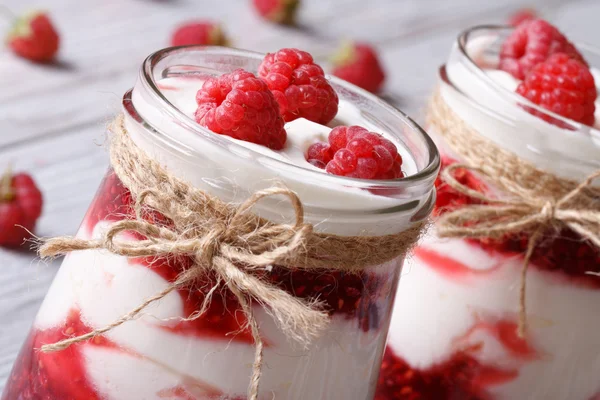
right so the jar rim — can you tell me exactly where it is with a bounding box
[452,24,600,136]
[130,46,440,194]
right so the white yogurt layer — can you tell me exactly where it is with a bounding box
[389,236,600,400]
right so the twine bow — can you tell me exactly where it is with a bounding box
[426,88,600,337]
[40,186,327,400]
[437,163,600,336]
[37,115,425,400]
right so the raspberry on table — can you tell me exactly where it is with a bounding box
[515,53,597,126]
[331,42,386,93]
[306,126,404,180]
[170,21,228,47]
[253,0,300,25]
[499,19,587,80]
[0,168,43,247]
[258,48,339,124]
[7,11,59,63]
[195,69,287,150]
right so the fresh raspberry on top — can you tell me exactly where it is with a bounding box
[306,126,403,180]
[508,8,537,27]
[258,48,339,124]
[499,19,587,80]
[253,0,300,25]
[331,42,386,93]
[195,69,287,150]
[170,21,228,47]
[7,11,59,63]
[0,168,43,247]
[516,53,597,126]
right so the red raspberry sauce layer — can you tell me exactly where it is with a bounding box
[374,346,518,400]
[436,157,600,286]
[2,308,230,399]
[375,318,537,399]
[2,309,114,399]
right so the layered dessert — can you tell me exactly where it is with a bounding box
[377,21,600,399]
[2,48,437,399]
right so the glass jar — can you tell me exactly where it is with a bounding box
[378,26,600,400]
[2,47,438,400]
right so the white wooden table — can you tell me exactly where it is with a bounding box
[0,0,597,391]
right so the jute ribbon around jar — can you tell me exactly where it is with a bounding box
[38,115,425,400]
[427,89,600,337]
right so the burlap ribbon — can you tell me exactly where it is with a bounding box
[38,115,425,400]
[427,89,600,336]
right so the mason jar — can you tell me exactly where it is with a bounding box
[2,46,438,400]
[378,26,600,400]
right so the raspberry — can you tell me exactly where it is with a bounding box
[508,8,537,27]
[0,168,43,247]
[7,11,59,63]
[305,142,332,168]
[253,0,300,25]
[306,126,403,180]
[515,53,596,126]
[331,42,386,93]
[195,69,287,150]
[499,19,587,80]
[170,21,228,47]
[258,48,339,124]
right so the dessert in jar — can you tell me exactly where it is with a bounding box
[2,47,439,400]
[377,20,600,400]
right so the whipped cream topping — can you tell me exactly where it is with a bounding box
[157,76,418,177]
[127,75,430,236]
